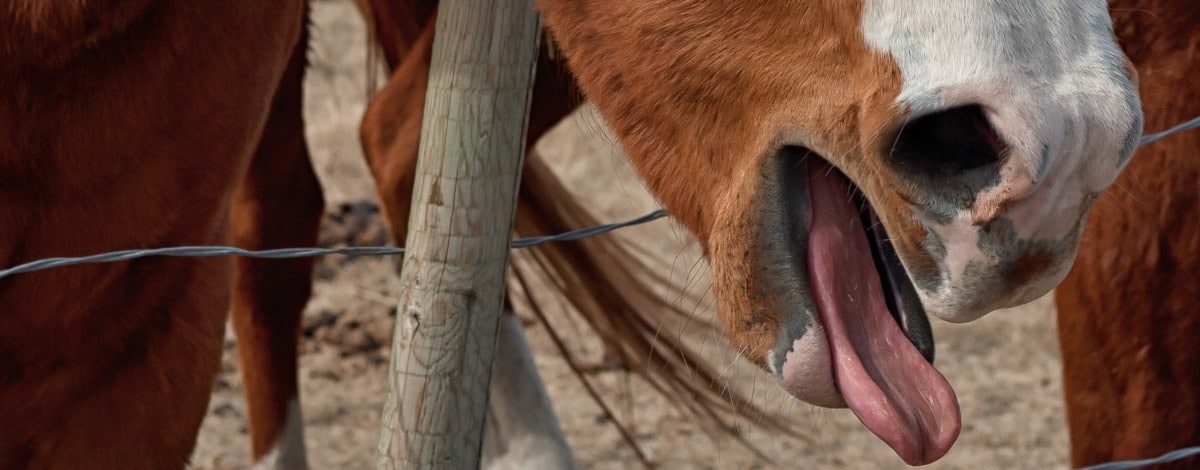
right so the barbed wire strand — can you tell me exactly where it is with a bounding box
[1140,114,1200,146]
[0,210,667,280]
[1081,445,1200,470]
[4,113,1198,281]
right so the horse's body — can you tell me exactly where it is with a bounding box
[0,1,306,466]
[1055,2,1200,467]
[0,0,1168,467]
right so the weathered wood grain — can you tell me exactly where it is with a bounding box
[376,1,541,467]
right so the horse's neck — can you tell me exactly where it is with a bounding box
[1111,1,1200,64]
[1110,0,1200,136]
[0,0,155,70]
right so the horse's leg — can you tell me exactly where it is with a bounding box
[357,13,433,244]
[481,312,577,470]
[358,4,579,244]
[228,13,324,468]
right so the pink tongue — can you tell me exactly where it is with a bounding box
[806,162,961,465]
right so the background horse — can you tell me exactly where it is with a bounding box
[1056,1,1200,467]
[0,1,305,467]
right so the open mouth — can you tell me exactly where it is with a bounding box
[767,148,960,465]
[858,180,935,363]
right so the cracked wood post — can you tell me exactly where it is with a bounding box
[376,0,541,467]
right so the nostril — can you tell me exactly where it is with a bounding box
[888,105,1007,177]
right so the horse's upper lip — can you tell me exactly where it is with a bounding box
[765,148,960,465]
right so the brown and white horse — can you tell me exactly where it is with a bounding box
[0,0,1147,468]
[1056,2,1200,468]
[539,0,1140,465]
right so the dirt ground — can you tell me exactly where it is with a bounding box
[190,1,1071,468]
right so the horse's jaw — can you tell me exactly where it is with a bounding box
[758,148,958,465]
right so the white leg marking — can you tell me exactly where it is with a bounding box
[482,312,577,470]
[253,399,308,470]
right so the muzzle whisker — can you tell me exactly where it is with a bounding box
[888,118,911,161]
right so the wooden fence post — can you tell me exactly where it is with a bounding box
[376,0,542,467]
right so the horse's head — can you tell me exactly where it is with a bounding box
[541,1,1141,464]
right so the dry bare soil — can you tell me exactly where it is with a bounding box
[191,2,1070,468]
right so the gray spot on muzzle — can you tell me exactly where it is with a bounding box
[769,301,814,375]
[1037,144,1051,182]
[969,217,1075,262]
[956,216,1078,310]
[915,230,948,293]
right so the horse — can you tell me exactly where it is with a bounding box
[0,1,307,467]
[348,0,1142,465]
[537,0,1141,465]
[0,0,1143,468]
[1055,2,1200,467]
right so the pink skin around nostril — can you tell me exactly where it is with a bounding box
[971,110,1008,159]
[967,110,1033,225]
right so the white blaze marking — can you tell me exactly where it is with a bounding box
[860,0,1141,321]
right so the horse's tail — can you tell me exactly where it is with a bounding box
[354,0,795,453]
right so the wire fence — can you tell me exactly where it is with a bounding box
[1139,113,1200,146]
[4,114,1198,281]
[2,114,1199,468]
[1082,445,1200,470]
[0,210,667,280]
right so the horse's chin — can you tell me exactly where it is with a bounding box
[759,148,960,465]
